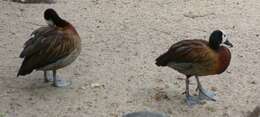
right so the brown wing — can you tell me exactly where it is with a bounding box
[18,26,77,76]
[20,26,54,58]
[169,40,213,63]
[156,40,214,66]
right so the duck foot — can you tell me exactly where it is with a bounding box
[44,71,53,82]
[195,76,216,101]
[186,95,201,106]
[184,76,201,106]
[51,70,72,87]
[52,79,72,87]
[198,88,216,101]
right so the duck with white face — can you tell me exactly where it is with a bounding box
[155,30,233,106]
[17,9,81,87]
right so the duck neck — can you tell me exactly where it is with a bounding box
[53,16,69,27]
[216,47,231,74]
[209,43,220,50]
[209,38,221,50]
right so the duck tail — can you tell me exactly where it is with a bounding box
[155,52,170,67]
[17,59,34,77]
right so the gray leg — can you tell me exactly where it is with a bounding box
[195,76,216,101]
[185,76,200,106]
[52,70,72,87]
[44,71,53,82]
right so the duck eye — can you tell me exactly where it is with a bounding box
[222,34,228,40]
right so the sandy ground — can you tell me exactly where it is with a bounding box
[0,0,260,117]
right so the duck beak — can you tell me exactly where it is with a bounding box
[224,39,233,47]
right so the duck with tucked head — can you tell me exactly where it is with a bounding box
[17,9,81,87]
[155,30,233,106]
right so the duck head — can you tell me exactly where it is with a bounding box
[209,30,233,49]
[44,8,68,27]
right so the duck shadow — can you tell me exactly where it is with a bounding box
[12,73,73,99]
[131,87,196,115]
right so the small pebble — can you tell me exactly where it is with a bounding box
[211,86,217,91]
[250,81,256,84]
[153,91,170,101]
[91,83,104,88]
[205,106,216,112]
[80,86,87,90]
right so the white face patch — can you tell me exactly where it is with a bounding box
[46,20,54,26]
[221,31,233,47]
[222,34,228,43]
[221,30,228,43]
[217,30,227,46]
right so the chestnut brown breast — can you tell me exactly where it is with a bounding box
[215,46,231,74]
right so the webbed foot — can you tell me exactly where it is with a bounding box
[198,88,216,101]
[53,78,72,87]
[44,71,53,82]
[186,95,201,106]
